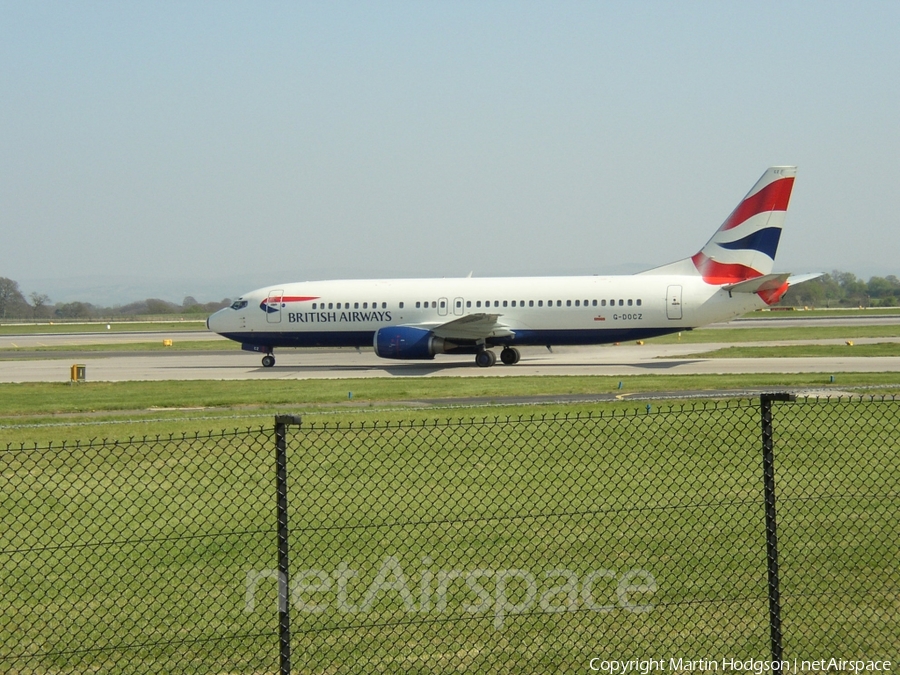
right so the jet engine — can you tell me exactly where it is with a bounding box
[373,326,451,360]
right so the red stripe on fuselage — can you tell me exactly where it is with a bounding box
[261,296,320,304]
[719,177,794,231]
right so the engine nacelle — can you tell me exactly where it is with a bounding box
[373,326,449,360]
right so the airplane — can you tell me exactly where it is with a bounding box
[208,166,820,368]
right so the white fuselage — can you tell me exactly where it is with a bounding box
[207,274,764,351]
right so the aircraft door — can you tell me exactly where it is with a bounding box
[266,290,284,323]
[453,297,464,316]
[438,297,449,317]
[666,285,683,320]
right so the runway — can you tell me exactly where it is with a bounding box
[3,342,900,383]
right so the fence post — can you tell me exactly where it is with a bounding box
[275,415,302,675]
[759,393,794,672]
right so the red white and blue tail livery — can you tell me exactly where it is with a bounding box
[208,166,820,368]
[693,166,795,283]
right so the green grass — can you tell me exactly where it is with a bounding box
[746,306,900,317]
[3,373,900,417]
[677,342,900,358]
[0,320,207,335]
[0,339,238,355]
[645,323,900,344]
[2,373,900,448]
[1,399,897,672]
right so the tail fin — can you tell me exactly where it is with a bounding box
[641,166,796,283]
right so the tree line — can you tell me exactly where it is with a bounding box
[0,277,231,321]
[780,271,900,308]
[1,271,899,321]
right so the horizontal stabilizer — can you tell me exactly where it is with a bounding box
[723,273,790,295]
[786,272,824,286]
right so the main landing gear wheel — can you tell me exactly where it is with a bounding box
[500,347,520,365]
[475,350,497,368]
[261,354,275,368]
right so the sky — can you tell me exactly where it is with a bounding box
[2,1,899,305]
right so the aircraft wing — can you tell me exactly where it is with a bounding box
[426,313,515,341]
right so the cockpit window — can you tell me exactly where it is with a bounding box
[230,300,248,310]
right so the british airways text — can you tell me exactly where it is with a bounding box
[288,311,392,324]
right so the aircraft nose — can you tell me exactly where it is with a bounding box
[207,309,227,334]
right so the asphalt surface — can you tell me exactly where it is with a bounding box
[1,316,898,382]
[2,342,900,382]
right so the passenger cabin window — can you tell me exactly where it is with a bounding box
[382,302,387,309]
[328,303,333,309]
[619,299,624,306]
[466,301,471,308]
[538,300,543,307]
[574,300,580,307]
[415,301,421,308]
[476,301,482,308]
[592,300,597,306]
[637,299,642,306]
[399,302,404,309]
[628,299,633,306]
[503,301,508,307]
[601,300,606,307]
[529,300,534,307]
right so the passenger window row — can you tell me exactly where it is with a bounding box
[312,302,390,310]
[310,298,643,311]
[464,299,642,308]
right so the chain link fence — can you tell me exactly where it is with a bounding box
[1,396,897,673]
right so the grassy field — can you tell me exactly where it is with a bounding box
[2,312,897,670]
[679,342,900,358]
[2,372,900,448]
[0,339,238,354]
[643,323,900,344]
[0,319,207,335]
[1,398,897,672]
